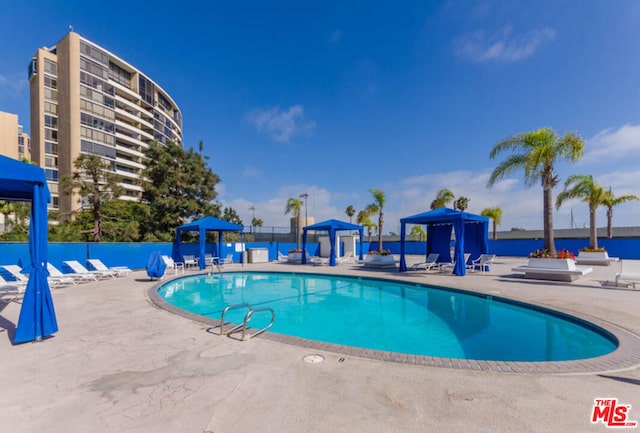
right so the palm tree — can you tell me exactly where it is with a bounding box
[430,188,455,209]
[601,187,639,239]
[345,205,356,223]
[488,128,585,255]
[480,207,503,240]
[556,175,607,249]
[454,196,470,211]
[285,197,303,249]
[0,200,17,232]
[366,188,386,251]
[357,210,377,243]
[410,225,426,241]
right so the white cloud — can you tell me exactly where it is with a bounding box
[455,25,556,62]
[582,124,640,163]
[245,105,316,143]
[0,73,28,99]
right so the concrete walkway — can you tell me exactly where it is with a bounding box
[1,256,639,433]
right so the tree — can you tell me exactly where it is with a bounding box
[480,207,503,240]
[222,207,243,225]
[251,217,263,229]
[285,197,303,249]
[366,188,386,251]
[0,200,17,232]
[357,210,377,243]
[410,225,426,241]
[345,205,356,223]
[142,141,220,241]
[556,174,607,249]
[488,128,584,256]
[601,188,639,239]
[430,188,455,209]
[455,196,470,211]
[61,154,124,242]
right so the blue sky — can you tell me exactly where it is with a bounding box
[1,1,640,233]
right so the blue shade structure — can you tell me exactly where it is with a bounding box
[0,155,58,343]
[301,219,364,266]
[175,216,243,270]
[399,208,489,276]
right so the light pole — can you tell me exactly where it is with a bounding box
[249,206,255,233]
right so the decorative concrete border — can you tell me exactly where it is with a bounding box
[147,271,640,375]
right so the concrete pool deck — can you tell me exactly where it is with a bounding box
[1,256,639,432]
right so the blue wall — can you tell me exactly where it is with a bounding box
[1,237,637,277]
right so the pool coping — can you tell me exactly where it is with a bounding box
[147,270,640,375]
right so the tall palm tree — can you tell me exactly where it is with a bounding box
[454,196,470,211]
[480,207,503,240]
[556,174,606,249]
[285,197,303,249]
[430,188,455,209]
[357,210,377,243]
[488,128,585,255]
[345,205,356,223]
[410,225,426,241]
[366,188,386,251]
[601,187,639,239]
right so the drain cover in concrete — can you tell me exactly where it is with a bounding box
[303,354,325,363]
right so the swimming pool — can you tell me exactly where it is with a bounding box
[157,272,617,362]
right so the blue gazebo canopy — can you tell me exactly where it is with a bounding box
[175,216,243,269]
[0,155,57,343]
[399,208,489,276]
[301,219,364,266]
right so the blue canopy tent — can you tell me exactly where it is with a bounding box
[175,216,243,270]
[0,155,58,343]
[301,219,364,266]
[399,208,489,276]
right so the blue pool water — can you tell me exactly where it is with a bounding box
[158,272,617,362]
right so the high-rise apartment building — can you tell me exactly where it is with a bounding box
[0,111,30,161]
[29,31,183,211]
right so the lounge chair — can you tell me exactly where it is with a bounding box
[616,260,640,288]
[277,251,288,262]
[0,274,25,302]
[440,253,471,274]
[1,265,30,285]
[64,260,117,279]
[48,262,96,283]
[87,259,132,277]
[183,255,199,268]
[411,253,440,271]
[470,254,496,273]
[337,251,356,265]
[310,255,330,265]
[162,255,184,274]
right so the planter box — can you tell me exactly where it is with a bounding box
[363,254,397,269]
[511,258,592,282]
[287,253,303,263]
[527,258,577,270]
[576,251,619,266]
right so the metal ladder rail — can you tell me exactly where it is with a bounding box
[235,307,275,341]
[219,303,252,335]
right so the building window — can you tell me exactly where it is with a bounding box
[44,59,57,76]
[139,75,155,106]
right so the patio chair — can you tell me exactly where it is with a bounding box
[183,255,199,268]
[64,260,117,279]
[4,264,75,288]
[310,255,330,265]
[0,274,25,302]
[440,253,471,274]
[410,253,440,271]
[337,251,356,265]
[87,259,132,277]
[220,254,234,265]
[277,251,288,262]
[470,254,496,273]
[616,260,640,288]
[48,262,96,283]
[162,255,184,274]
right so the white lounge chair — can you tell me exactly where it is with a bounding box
[440,253,472,274]
[220,254,234,265]
[87,259,131,277]
[616,260,640,288]
[162,255,184,274]
[0,274,25,302]
[470,254,496,273]
[411,253,440,271]
[277,251,288,262]
[310,255,330,265]
[4,264,75,288]
[48,262,96,283]
[64,260,116,279]
[337,251,356,265]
